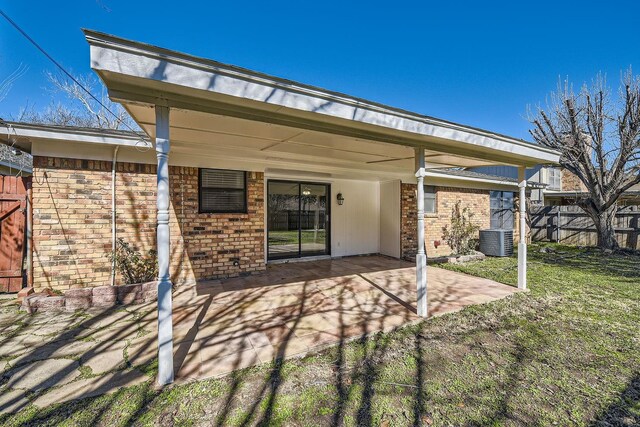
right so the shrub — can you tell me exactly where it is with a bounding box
[110,238,158,284]
[442,200,480,256]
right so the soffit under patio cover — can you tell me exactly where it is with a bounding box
[84,30,559,176]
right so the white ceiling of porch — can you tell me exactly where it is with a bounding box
[127,104,500,180]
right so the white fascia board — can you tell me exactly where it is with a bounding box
[6,124,149,149]
[85,30,560,166]
[543,190,587,196]
[425,171,519,187]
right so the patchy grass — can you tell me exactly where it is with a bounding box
[2,243,639,426]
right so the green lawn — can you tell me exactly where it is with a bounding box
[269,229,326,245]
[3,243,639,426]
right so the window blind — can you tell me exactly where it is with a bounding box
[199,169,247,213]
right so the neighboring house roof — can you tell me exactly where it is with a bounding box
[433,168,546,189]
[544,182,640,198]
[0,121,34,174]
[0,145,32,174]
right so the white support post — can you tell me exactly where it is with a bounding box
[415,148,428,317]
[517,166,527,290]
[155,105,174,385]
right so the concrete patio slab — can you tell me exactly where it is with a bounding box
[0,389,30,414]
[0,255,518,413]
[9,340,96,367]
[167,256,519,382]
[80,342,127,374]
[32,369,149,408]
[5,359,81,391]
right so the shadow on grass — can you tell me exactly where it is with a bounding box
[3,246,638,426]
[530,244,640,280]
[589,374,640,427]
[0,255,419,425]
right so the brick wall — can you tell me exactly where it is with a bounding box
[168,167,265,283]
[400,183,491,258]
[561,168,587,192]
[32,156,265,291]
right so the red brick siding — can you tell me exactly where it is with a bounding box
[561,169,587,192]
[32,156,265,291]
[401,183,492,258]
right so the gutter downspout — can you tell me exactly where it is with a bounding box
[26,180,33,287]
[111,145,119,287]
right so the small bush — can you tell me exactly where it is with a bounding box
[110,238,158,284]
[442,200,480,256]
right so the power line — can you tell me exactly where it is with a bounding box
[0,8,147,138]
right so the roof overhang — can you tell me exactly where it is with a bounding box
[84,30,559,176]
[1,121,547,188]
[0,121,147,154]
[542,190,640,199]
[427,170,546,189]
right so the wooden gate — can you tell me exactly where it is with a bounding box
[0,176,30,292]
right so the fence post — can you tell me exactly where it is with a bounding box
[556,208,561,243]
[545,208,553,241]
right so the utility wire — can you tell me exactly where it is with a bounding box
[0,8,147,139]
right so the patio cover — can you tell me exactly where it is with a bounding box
[84,30,558,179]
[84,30,560,385]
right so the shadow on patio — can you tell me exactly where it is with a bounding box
[168,255,518,382]
[0,255,517,418]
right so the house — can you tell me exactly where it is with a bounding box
[2,122,541,286]
[5,30,559,384]
[542,176,640,206]
[469,165,560,205]
[471,164,640,207]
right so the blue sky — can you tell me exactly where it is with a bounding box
[1,0,639,140]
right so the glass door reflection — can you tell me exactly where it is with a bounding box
[267,181,329,260]
[300,184,328,256]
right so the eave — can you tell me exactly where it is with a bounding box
[84,29,560,170]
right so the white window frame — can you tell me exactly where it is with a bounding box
[199,168,248,214]
[424,185,436,214]
[548,167,562,190]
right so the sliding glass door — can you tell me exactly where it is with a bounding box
[300,183,329,256]
[267,180,330,260]
[267,181,301,259]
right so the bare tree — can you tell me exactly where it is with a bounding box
[529,70,640,249]
[19,71,136,131]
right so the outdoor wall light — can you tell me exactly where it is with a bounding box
[337,193,344,205]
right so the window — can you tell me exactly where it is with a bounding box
[490,191,515,229]
[424,185,436,214]
[548,167,562,190]
[199,169,247,213]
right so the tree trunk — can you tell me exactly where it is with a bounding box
[586,205,619,250]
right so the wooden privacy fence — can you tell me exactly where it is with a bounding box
[268,211,327,231]
[530,205,640,249]
[0,176,31,292]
